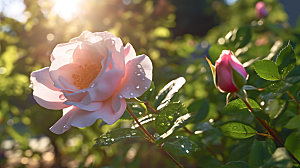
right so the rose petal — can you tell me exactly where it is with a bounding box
[30,67,69,110]
[120,54,153,98]
[51,42,78,62]
[64,101,101,112]
[49,63,82,90]
[124,43,136,63]
[95,96,127,125]
[73,31,125,72]
[87,53,124,101]
[72,43,104,67]
[50,106,102,134]
[49,106,79,134]
[49,97,127,134]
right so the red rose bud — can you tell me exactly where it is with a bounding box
[256,1,268,18]
[206,50,248,93]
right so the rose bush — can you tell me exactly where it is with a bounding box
[30,31,153,134]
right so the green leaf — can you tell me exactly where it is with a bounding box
[285,131,300,161]
[223,98,260,124]
[249,139,276,168]
[232,26,252,49]
[253,60,281,81]
[220,121,257,139]
[263,147,293,168]
[162,136,199,156]
[139,82,155,101]
[95,128,142,146]
[131,114,157,129]
[222,161,249,168]
[285,65,300,84]
[224,98,261,113]
[265,99,287,119]
[155,77,186,110]
[285,115,300,129]
[155,102,188,135]
[208,44,227,63]
[188,98,209,123]
[276,42,296,78]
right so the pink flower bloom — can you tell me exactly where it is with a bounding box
[256,1,268,18]
[30,31,153,134]
[207,50,247,93]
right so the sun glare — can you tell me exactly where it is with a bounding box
[52,0,81,21]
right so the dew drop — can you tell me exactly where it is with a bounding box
[144,86,148,89]
[137,73,141,76]
[181,145,184,148]
[59,94,66,100]
[130,92,134,96]
[136,85,140,89]
[139,112,142,115]
[186,150,189,154]
[63,125,70,129]
[132,132,136,135]
[137,64,142,68]
[111,138,115,142]
[90,83,95,88]
[142,78,145,81]
[119,95,123,98]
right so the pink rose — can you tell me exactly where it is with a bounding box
[256,1,268,18]
[206,50,247,93]
[30,31,153,134]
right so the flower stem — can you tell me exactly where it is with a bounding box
[286,90,299,115]
[236,94,300,165]
[126,106,184,168]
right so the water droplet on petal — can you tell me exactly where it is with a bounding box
[142,78,145,81]
[186,150,189,154]
[59,94,66,100]
[137,64,142,68]
[144,86,148,89]
[119,95,123,98]
[136,85,140,89]
[130,92,134,96]
[138,112,142,115]
[90,83,95,88]
[137,73,141,76]
[63,125,70,129]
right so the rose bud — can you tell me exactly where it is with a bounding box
[30,31,153,134]
[206,50,248,93]
[256,1,268,18]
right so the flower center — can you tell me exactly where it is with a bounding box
[72,63,101,89]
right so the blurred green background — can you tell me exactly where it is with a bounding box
[0,0,299,167]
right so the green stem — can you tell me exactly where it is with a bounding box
[236,94,300,165]
[126,106,184,168]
